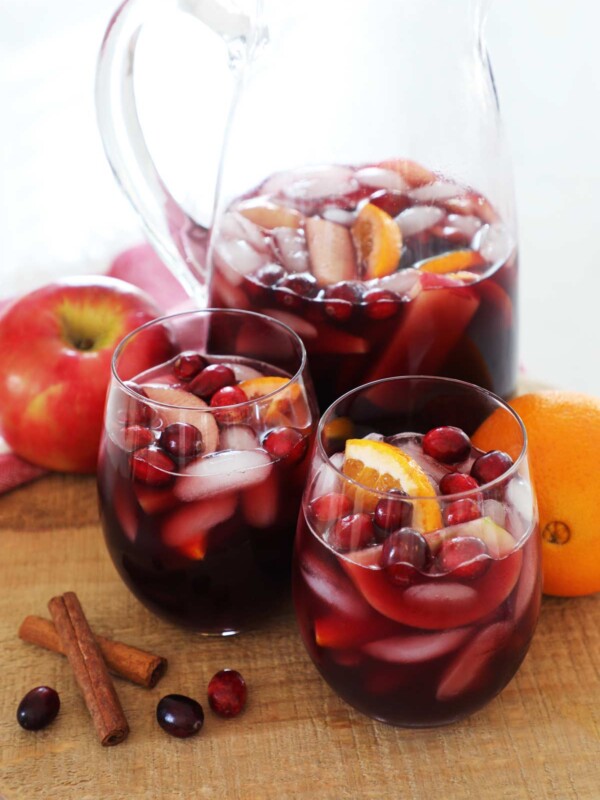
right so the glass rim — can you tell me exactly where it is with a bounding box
[111,307,309,412]
[316,375,528,502]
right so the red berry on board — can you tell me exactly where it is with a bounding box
[208,669,247,718]
[156,694,204,738]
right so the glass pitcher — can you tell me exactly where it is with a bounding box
[96,0,518,409]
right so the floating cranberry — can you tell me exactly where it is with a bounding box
[309,492,353,530]
[369,189,411,218]
[190,364,236,400]
[439,472,479,496]
[255,263,286,287]
[322,281,362,322]
[122,424,155,452]
[131,446,175,487]
[173,352,207,382]
[328,513,375,552]
[278,273,319,298]
[263,427,307,464]
[436,536,490,580]
[374,490,412,533]
[471,450,514,484]
[208,669,247,718]
[17,686,60,731]
[443,498,481,526]
[422,426,471,464]
[160,422,203,461]
[363,289,399,320]
[210,385,248,408]
[380,528,429,586]
[156,694,204,738]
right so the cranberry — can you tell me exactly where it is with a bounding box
[190,364,236,400]
[17,686,60,731]
[160,422,203,461]
[255,263,286,286]
[363,289,399,320]
[207,669,247,718]
[439,472,479,496]
[131,446,175,487]
[322,281,362,322]
[275,287,303,310]
[278,273,319,298]
[156,694,204,738]
[210,385,248,408]
[380,528,429,586]
[122,424,155,452]
[443,498,481,526]
[436,536,490,580]
[374,490,412,533]
[173,352,207,382]
[422,426,471,464]
[471,450,514,485]
[328,513,375,552]
[263,427,307,464]
[309,492,353,530]
[369,189,411,217]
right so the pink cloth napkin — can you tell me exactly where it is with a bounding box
[0,244,190,495]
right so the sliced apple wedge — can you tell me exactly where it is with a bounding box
[305,217,357,285]
[142,385,219,454]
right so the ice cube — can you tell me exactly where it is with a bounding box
[472,223,514,265]
[272,227,310,273]
[482,499,507,527]
[386,434,451,485]
[220,363,263,383]
[355,167,408,192]
[363,627,472,664]
[396,206,444,237]
[312,456,344,498]
[214,239,270,278]
[408,181,466,203]
[161,493,237,548]
[362,432,385,442]
[283,165,357,200]
[506,477,534,525]
[364,269,420,297]
[445,213,482,240]
[174,449,272,502]
[241,470,279,528]
[219,425,259,452]
[301,550,375,619]
[219,211,270,253]
[436,622,513,701]
[322,207,356,227]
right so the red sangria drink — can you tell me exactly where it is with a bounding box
[98,310,317,634]
[209,160,517,409]
[293,377,540,726]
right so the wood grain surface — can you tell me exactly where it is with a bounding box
[1,473,599,800]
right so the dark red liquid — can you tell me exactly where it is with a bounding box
[210,161,517,409]
[98,356,312,633]
[293,514,540,727]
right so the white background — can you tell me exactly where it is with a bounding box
[1,0,599,394]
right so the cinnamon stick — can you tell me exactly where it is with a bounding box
[48,592,129,746]
[19,615,167,688]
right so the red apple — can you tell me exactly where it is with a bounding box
[0,275,173,473]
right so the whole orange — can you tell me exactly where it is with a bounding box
[473,391,600,597]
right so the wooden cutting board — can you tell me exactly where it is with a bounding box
[0,472,599,800]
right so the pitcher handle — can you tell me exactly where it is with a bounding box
[96,0,252,306]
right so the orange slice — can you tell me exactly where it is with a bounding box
[342,439,442,531]
[351,203,402,279]
[418,250,486,275]
[239,375,310,428]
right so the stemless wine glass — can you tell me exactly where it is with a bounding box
[293,376,540,726]
[98,309,318,634]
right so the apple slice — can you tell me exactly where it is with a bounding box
[305,217,357,286]
[425,516,517,558]
[241,469,279,528]
[436,621,513,701]
[133,483,179,515]
[341,542,522,629]
[355,167,408,192]
[362,627,473,664]
[236,199,303,230]
[365,281,480,382]
[304,325,368,355]
[174,448,272,502]
[377,158,436,188]
[142,385,219,455]
[161,492,237,559]
[314,612,398,650]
